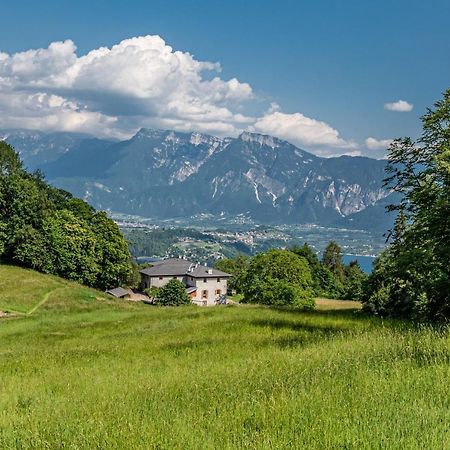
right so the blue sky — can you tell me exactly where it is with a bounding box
[0,0,449,157]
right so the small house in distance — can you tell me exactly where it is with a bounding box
[139,258,231,306]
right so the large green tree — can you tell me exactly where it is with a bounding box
[322,241,345,281]
[343,261,366,301]
[0,141,22,176]
[91,212,133,290]
[43,210,100,286]
[241,249,314,308]
[290,243,322,295]
[363,89,450,320]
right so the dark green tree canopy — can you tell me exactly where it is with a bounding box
[215,255,249,293]
[241,249,314,308]
[344,261,366,301]
[0,141,23,176]
[363,89,450,320]
[289,242,365,301]
[322,241,344,280]
[0,143,133,290]
[290,243,320,271]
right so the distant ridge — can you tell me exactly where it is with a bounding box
[1,128,394,231]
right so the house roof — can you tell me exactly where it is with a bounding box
[139,259,192,277]
[187,265,231,278]
[185,286,197,294]
[106,287,131,298]
[148,258,184,266]
[139,258,231,278]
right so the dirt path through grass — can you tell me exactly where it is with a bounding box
[5,286,66,316]
[26,288,62,315]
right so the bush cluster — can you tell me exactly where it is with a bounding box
[217,242,367,307]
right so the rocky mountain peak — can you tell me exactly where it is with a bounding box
[133,128,167,140]
[238,131,282,149]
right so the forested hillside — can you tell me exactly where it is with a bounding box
[0,142,133,289]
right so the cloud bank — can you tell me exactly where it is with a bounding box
[384,99,413,112]
[0,36,255,138]
[365,137,393,151]
[0,35,356,155]
[252,103,358,156]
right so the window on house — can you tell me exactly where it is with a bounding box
[159,276,163,280]
[202,290,208,299]
[173,276,177,279]
[217,278,221,282]
[215,289,221,296]
[203,278,207,283]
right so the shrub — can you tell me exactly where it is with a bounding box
[144,286,160,299]
[154,279,191,306]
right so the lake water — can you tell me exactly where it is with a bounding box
[342,254,376,273]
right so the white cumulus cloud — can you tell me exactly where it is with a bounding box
[252,106,359,156]
[0,36,254,137]
[0,35,363,156]
[384,99,413,112]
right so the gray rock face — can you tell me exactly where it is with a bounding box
[2,128,391,230]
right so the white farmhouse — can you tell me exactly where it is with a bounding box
[139,258,231,306]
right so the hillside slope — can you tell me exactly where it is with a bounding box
[0,264,134,315]
[0,268,448,449]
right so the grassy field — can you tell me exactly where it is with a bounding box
[0,265,449,449]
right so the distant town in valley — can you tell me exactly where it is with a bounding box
[114,212,384,272]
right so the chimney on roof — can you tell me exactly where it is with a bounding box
[208,269,213,275]
[204,262,207,266]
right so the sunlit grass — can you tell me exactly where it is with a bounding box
[0,265,62,313]
[0,264,449,449]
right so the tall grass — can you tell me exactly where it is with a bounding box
[0,266,449,449]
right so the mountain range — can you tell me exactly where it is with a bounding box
[1,128,395,232]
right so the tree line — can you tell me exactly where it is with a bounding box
[219,90,450,321]
[0,142,133,290]
[215,241,366,308]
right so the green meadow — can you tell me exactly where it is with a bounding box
[0,265,449,449]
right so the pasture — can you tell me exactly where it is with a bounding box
[0,265,448,449]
